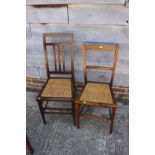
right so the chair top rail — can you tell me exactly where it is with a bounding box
[84,44,116,51]
[45,42,72,46]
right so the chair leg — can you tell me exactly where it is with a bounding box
[72,102,76,126]
[109,107,112,117]
[76,103,80,129]
[109,107,116,134]
[37,100,46,124]
[26,135,34,154]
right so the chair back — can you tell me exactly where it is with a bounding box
[82,43,119,85]
[43,33,74,81]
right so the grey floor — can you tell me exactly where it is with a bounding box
[26,91,129,155]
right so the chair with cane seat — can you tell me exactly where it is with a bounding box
[75,43,119,133]
[36,33,75,125]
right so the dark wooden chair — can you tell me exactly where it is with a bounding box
[36,33,75,125]
[26,134,34,153]
[75,43,119,133]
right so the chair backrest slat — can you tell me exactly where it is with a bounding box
[53,45,57,71]
[57,45,61,71]
[43,33,74,80]
[86,66,113,71]
[62,45,65,71]
[82,43,119,85]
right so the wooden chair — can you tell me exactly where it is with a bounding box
[26,134,34,153]
[36,33,75,125]
[75,43,119,134]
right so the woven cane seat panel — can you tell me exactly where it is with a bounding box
[80,83,113,104]
[41,79,72,98]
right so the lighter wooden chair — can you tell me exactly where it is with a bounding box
[75,43,119,133]
[36,33,75,125]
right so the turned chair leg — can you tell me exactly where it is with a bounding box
[37,100,46,124]
[76,103,80,128]
[72,102,76,126]
[26,135,34,154]
[109,107,116,134]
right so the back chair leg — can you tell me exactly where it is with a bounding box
[109,107,116,134]
[76,103,80,128]
[72,102,76,126]
[37,100,46,124]
[109,107,112,117]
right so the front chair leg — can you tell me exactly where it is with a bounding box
[37,100,46,124]
[76,103,80,129]
[72,102,76,126]
[109,107,116,134]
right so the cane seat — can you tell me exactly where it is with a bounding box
[41,79,72,98]
[80,82,113,104]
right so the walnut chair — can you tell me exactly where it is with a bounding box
[75,43,119,133]
[36,33,75,125]
[26,134,34,153]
